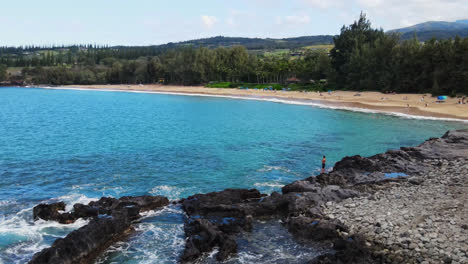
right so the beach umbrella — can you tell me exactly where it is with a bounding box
[437,96,447,100]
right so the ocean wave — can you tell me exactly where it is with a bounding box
[0,193,97,263]
[39,87,468,123]
[257,165,302,179]
[96,205,186,264]
[54,193,98,212]
[139,205,186,219]
[149,185,193,200]
[253,182,285,188]
[0,211,89,264]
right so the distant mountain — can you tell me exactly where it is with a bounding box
[455,19,468,26]
[150,35,335,50]
[388,20,468,41]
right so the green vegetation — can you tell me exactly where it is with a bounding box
[331,13,468,95]
[205,82,323,91]
[0,64,7,82]
[0,13,467,96]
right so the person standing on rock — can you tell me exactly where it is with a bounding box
[321,156,326,172]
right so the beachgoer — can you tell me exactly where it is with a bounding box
[322,156,326,170]
[425,103,428,107]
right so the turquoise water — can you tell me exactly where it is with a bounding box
[0,87,466,263]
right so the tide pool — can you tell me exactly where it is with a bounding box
[0,87,466,263]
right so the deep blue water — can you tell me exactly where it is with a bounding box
[0,87,466,263]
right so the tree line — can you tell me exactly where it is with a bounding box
[1,14,467,95]
[330,14,468,95]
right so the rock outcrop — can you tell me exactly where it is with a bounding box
[29,195,169,264]
[28,129,468,263]
[178,129,468,263]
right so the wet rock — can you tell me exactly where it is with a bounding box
[119,195,169,211]
[180,218,236,262]
[282,178,318,193]
[309,235,385,264]
[29,195,169,264]
[181,188,265,216]
[29,216,132,264]
[32,202,76,224]
[287,216,346,241]
[73,203,98,218]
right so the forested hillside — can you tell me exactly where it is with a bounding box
[1,14,467,96]
[390,20,468,41]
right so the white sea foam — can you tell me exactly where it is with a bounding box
[0,200,15,206]
[139,205,186,219]
[257,165,301,176]
[149,185,193,200]
[0,210,89,263]
[55,193,98,212]
[253,182,285,188]
[258,165,290,173]
[0,193,96,263]
[96,205,186,264]
[38,86,468,123]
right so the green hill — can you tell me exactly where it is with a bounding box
[150,35,335,50]
[389,20,468,41]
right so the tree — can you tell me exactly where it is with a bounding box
[0,64,7,82]
[330,12,385,88]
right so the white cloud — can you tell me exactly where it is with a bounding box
[285,15,311,24]
[353,0,468,29]
[226,17,235,26]
[357,0,383,7]
[201,15,218,28]
[300,0,346,8]
[295,0,468,30]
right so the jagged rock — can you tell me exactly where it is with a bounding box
[309,233,400,264]
[29,216,132,264]
[29,130,468,263]
[119,195,169,211]
[33,202,75,224]
[73,203,98,218]
[217,234,237,261]
[282,178,318,193]
[180,218,237,262]
[29,195,169,264]
[181,188,265,216]
[287,216,346,240]
[314,129,468,188]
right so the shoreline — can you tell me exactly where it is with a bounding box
[27,130,468,263]
[37,84,468,122]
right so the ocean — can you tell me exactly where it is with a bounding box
[0,87,466,263]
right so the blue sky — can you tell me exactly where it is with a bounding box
[1,0,467,46]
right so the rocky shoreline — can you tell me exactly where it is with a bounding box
[323,158,468,264]
[27,129,468,263]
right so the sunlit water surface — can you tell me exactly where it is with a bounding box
[0,87,466,263]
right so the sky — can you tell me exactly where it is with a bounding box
[1,0,467,46]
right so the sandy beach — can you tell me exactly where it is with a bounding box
[57,84,468,121]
